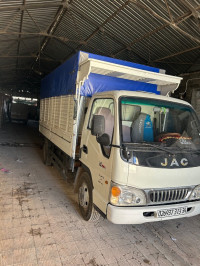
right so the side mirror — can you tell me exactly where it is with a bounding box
[91,115,105,136]
[97,133,111,146]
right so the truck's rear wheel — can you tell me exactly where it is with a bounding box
[78,172,100,221]
[43,138,51,166]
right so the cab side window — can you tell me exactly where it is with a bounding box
[88,98,114,157]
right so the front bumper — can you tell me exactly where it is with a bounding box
[107,201,200,224]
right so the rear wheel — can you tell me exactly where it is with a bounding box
[78,172,100,221]
[43,138,51,166]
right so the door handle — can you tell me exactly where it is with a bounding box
[82,145,88,154]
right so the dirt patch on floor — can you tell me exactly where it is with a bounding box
[29,228,42,237]
[12,182,35,206]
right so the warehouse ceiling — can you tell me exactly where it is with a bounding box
[0,0,200,98]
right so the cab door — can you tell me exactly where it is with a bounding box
[80,98,115,213]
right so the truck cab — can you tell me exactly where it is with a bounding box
[78,90,200,224]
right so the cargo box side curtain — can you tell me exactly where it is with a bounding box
[40,52,80,99]
[41,51,175,99]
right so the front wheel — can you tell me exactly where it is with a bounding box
[78,172,100,221]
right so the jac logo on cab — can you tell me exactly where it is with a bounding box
[161,158,188,167]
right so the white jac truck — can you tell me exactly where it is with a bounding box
[39,51,200,224]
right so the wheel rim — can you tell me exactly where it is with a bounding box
[79,181,89,210]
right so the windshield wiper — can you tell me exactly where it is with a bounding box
[112,143,200,154]
[123,142,175,154]
[140,142,176,154]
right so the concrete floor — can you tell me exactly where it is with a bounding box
[0,122,200,266]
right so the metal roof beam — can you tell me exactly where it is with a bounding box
[0,66,30,70]
[164,0,174,23]
[16,0,26,69]
[0,55,59,62]
[30,0,69,72]
[4,10,20,32]
[178,0,200,29]
[178,0,200,19]
[130,1,200,44]
[153,45,200,62]
[0,2,66,12]
[113,10,193,57]
[180,53,200,74]
[84,0,130,44]
[0,40,18,56]
[69,5,146,63]
[0,82,40,88]
[0,31,82,44]
[26,8,42,32]
[0,78,32,83]
[66,1,147,63]
[153,61,200,65]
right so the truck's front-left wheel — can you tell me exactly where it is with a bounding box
[78,172,100,221]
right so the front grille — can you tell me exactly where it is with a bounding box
[148,188,191,204]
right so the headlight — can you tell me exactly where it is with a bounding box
[189,185,200,200]
[110,182,146,206]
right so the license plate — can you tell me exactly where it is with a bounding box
[156,207,187,218]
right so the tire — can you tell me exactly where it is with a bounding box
[43,138,51,166]
[78,172,100,221]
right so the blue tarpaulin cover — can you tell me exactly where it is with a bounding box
[41,51,160,99]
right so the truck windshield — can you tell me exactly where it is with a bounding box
[120,97,200,152]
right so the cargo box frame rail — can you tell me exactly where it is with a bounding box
[39,55,182,174]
